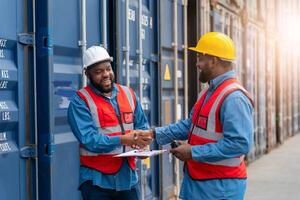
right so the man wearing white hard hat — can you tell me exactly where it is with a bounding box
[68,46,151,200]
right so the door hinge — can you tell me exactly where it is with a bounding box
[18,33,35,45]
[20,144,37,159]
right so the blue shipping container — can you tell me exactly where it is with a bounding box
[0,0,29,199]
[0,0,187,199]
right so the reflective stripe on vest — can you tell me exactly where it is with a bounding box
[119,85,135,111]
[80,145,136,156]
[206,83,247,132]
[197,86,208,101]
[99,123,134,135]
[191,83,243,141]
[204,155,245,167]
[191,126,224,141]
[79,88,101,129]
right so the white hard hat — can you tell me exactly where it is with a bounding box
[83,46,113,68]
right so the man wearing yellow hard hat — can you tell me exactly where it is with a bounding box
[144,32,254,199]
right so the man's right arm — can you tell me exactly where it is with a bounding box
[145,108,194,145]
[67,93,121,153]
[68,94,150,152]
[154,117,191,145]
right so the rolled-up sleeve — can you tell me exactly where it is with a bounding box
[67,94,121,153]
[191,91,253,162]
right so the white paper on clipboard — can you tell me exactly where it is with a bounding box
[114,149,167,157]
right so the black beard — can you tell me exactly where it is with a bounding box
[90,79,114,93]
[199,71,209,83]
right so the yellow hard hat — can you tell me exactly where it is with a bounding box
[189,32,236,60]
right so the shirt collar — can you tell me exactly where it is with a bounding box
[89,83,119,99]
[208,70,236,91]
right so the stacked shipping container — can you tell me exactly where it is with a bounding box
[0,0,299,199]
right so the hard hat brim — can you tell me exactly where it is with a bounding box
[85,57,113,69]
[188,47,236,60]
[188,47,202,53]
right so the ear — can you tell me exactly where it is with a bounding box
[207,57,214,67]
[212,57,218,65]
[84,69,90,78]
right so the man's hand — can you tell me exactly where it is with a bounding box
[131,130,154,149]
[133,129,154,139]
[170,141,192,161]
[120,130,152,149]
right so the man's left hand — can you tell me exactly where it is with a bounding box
[170,142,192,161]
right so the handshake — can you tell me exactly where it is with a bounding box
[120,130,154,149]
[120,129,192,161]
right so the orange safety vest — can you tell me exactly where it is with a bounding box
[77,84,137,174]
[187,78,253,180]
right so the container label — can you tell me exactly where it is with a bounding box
[1,70,9,79]
[1,111,10,121]
[141,29,145,40]
[128,8,135,21]
[0,101,8,110]
[0,39,7,48]
[0,80,8,89]
[164,64,171,80]
[142,103,149,111]
[0,142,11,152]
[0,132,7,141]
[0,49,4,59]
[150,17,153,29]
[141,15,148,26]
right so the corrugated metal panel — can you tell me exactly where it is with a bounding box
[49,0,84,199]
[265,0,278,150]
[277,44,292,141]
[256,30,267,155]
[265,0,276,30]
[246,0,264,22]
[115,0,159,199]
[199,0,210,36]
[36,0,109,199]
[246,0,258,20]
[287,47,293,137]
[298,47,300,133]
[244,23,258,161]
[292,46,299,134]
[116,0,158,125]
[298,46,300,134]
[0,0,34,199]
[276,0,298,140]
[276,43,285,143]
[159,0,186,199]
[212,3,244,81]
[266,36,277,150]
[232,15,244,82]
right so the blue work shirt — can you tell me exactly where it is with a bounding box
[155,70,253,200]
[68,83,149,191]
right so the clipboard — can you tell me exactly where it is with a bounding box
[114,149,167,157]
